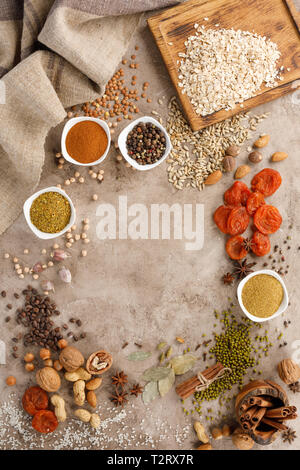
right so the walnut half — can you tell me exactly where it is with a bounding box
[86,350,113,375]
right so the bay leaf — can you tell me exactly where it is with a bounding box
[142,381,159,405]
[170,354,196,375]
[127,351,152,361]
[142,366,172,382]
[158,367,175,397]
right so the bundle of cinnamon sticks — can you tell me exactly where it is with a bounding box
[176,363,225,399]
[239,397,297,433]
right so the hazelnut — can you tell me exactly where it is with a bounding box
[225,145,240,157]
[223,155,236,172]
[59,346,84,372]
[25,363,35,372]
[211,427,223,440]
[36,367,61,392]
[248,151,263,163]
[58,339,68,350]
[44,359,53,367]
[24,352,35,363]
[278,358,300,385]
[6,376,16,386]
[54,360,63,371]
[40,348,51,360]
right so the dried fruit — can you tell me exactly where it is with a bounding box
[59,346,84,372]
[254,134,270,148]
[234,165,251,179]
[214,206,232,234]
[36,367,61,393]
[223,155,236,172]
[254,205,282,234]
[271,151,288,162]
[251,231,271,256]
[246,191,265,216]
[224,181,251,206]
[226,235,247,260]
[22,386,49,416]
[204,170,222,185]
[278,359,300,385]
[227,206,249,235]
[251,168,282,196]
[248,151,263,163]
[32,410,58,434]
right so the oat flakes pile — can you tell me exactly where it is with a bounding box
[178,26,282,116]
[166,97,269,191]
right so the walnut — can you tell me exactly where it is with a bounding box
[36,367,61,392]
[86,350,113,375]
[59,346,84,372]
[278,358,300,385]
[232,427,254,450]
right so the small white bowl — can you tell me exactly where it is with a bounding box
[117,116,172,171]
[61,116,111,166]
[237,269,289,323]
[23,186,76,239]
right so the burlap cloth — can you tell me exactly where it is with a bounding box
[0,0,179,235]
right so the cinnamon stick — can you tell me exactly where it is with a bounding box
[279,413,298,421]
[176,363,224,399]
[265,407,292,419]
[250,407,267,424]
[242,406,258,421]
[261,417,288,431]
[248,396,274,407]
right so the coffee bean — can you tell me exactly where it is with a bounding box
[5,316,11,322]
[14,293,20,299]
[6,304,12,309]
[1,291,6,297]
[76,320,82,327]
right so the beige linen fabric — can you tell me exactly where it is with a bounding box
[0,0,179,234]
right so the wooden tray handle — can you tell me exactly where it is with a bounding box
[285,0,300,33]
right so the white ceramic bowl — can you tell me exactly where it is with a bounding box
[237,269,289,323]
[117,116,172,171]
[61,116,111,166]
[23,186,76,239]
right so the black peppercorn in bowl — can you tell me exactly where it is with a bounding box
[118,116,172,171]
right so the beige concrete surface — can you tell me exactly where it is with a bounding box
[0,14,300,450]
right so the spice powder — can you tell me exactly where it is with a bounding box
[66,121,108,164]
[30,192,71,233]
[242,274,283,318]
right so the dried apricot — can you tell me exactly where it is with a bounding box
[246,191,265,216]
[251,231,271,256]
[226,235,248,260]
[251,168,282,196]
[22,386,49,416]
[213,206,232,233]
[224,182,251,207]
[254,205,282,234]
[32,410,58,434]
[227,206,250,235]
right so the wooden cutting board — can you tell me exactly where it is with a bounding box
[148,0,300,131]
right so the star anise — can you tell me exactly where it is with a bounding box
[282,428,297,444]
[222,272,235,285]
[110,390,128,407]
[130,383,143,397]
[112,371,128,389]
[233,259,256,279]
[289,382,300,393]
[242,238,254,252]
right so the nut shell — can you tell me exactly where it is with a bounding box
[248,151,263,164]
[86,350,113,375]
[59,346,84,372]
[36,367,61,392]
[232,427,254,450]
[278,359,300,385]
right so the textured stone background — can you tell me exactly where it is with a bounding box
[0,12,300,450]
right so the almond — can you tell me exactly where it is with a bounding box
[234,165,251,179]
[271,151,288,162]
[254,134,270,148]
[87,390,97,408]
[204,170,222,185]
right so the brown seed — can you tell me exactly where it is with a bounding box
[87,390,97,408]
[1,291,7,297]
[225,145,240,157]
[271,152,288,162]
[248,151,263,163]
[234,165,251,179]
[254,134,270,148]
[223,155,236,172]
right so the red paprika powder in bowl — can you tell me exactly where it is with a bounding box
[61,117,110,166]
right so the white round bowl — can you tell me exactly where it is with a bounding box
[23,186,76,239]
[237,269,289,323]
[117,116,172,171]
[61,116,111,166]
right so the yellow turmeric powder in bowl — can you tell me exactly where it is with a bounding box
[241,274,284,319]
